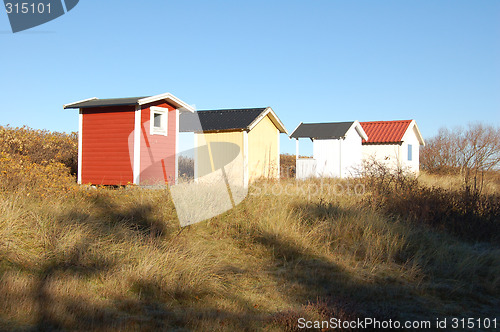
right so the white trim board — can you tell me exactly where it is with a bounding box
[138,93,195,113]
[404,120,426,146]
[63,97,98,109]
[346,120,368,141]
[175,109,180,184]
[243,131,249,187]
[133,106,142,185]
[247,107,288,134]
[295,139,299,160]
[150,106,169,136]
[277,128,280,179]
[78,110,83,184]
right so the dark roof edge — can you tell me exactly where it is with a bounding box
[195,107,267,113]
[63,97,147,109]
[186,128,247,134]
[74,102,138,109]
[289,121,355,139]
[298,121,355,125]
[63,97,98,109]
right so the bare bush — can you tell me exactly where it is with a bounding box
[280,153,296,178]
[178,155,194,180]
[420,127,460,175]
[360,160,500,243]
[421,123,500,194]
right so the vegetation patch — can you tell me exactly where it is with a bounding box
[0,126,498,331]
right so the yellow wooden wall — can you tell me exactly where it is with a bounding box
[195,131,244,182]
[248,115,279,181]
[194,115,280,184]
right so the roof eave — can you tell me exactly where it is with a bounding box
[192,128,246,134]
[247,107,288,134]
[362,141,403,145]
[77,102,138,109]
[138,93,195,112]
[63,97,98,109]
[348,120,368,141]
[289,122,304,139]
[412,120,426,146]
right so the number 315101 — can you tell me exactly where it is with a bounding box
[5,3,52,14]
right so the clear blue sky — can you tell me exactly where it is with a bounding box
[1,1,499,154]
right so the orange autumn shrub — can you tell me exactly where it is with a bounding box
[0,125,77,175]
[0,126,77,197]
[0,152,76,197]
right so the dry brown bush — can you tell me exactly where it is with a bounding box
[280,153,296,178]
[420,123,500,194]
[178,155,194,180]
[0,125,78,175]
[361,160,500,243]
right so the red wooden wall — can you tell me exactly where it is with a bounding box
[139,101,177,185]
[81,106,135,185]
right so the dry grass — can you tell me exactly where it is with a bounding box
[0,178,499,331]
[0,128,499,330]
[419,171,500,195]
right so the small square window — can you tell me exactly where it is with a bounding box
[154,113,163,129]
[150,107,168,136]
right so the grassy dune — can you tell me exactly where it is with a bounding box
[0,126,499,331]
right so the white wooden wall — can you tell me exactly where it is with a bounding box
[361,125,421,174]
[340,130,363,177]
[310,132,363,178]
[313,139,340,177]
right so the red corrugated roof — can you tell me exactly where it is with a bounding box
[360,120,412,144]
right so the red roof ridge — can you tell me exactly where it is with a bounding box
[360,120,413,144]
[360,119,412,124]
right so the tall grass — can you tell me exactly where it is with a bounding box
[0,127,499,330]
[361,168,500,243]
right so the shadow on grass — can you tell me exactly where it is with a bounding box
[252,229,407,330]
[0,236,117,331]
[0,191,267,331]
[292,199,360,224]
[33,240,114,331]
[62,191,176,241]
[3,190,498,330]
[92,191,173,238]
[266,200,500,330]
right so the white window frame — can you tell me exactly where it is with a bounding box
[150,106,168,136]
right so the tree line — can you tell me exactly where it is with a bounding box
[420,123,500,193]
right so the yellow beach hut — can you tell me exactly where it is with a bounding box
[180,107,288,186]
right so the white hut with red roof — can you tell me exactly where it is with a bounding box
[360,120,425,174]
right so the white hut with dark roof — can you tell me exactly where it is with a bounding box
[290,121,368,179]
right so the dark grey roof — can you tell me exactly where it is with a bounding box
[64,97,149,109]
[180,108,267,132]
[290,122,354,139]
